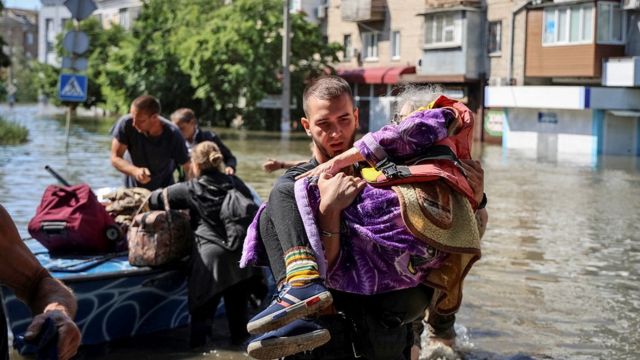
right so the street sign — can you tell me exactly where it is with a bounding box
[64,0,97,21]
[58,74,88,102]
[62,57,89,71]
[63,31,89,55]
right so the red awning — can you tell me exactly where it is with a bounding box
[337,66,416,85]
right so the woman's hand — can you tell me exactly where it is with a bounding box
[296,147,364,180]
[297,158,344,180]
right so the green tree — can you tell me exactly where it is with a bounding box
[173,0,341,127]
[98,0,206,115]
[26,17,127,109]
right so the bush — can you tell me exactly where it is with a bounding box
[0,117,28,144]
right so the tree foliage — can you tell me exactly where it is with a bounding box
[171,0,341,127]
[27,0,342,128]
[97,0,205,115]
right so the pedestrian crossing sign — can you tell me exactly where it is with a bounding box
[58,74,87,102]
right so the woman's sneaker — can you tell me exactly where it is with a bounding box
[247,318,330,359]
[247,281,333,334]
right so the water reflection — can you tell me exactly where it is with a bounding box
[1,106,639,359]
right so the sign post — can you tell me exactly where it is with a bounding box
[59,0,96,150]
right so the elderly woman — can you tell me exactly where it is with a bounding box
[149,141,257,347]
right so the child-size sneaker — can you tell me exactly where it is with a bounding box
[247,318,330,359]
[247,282,332,334]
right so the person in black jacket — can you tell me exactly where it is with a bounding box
[149,141,256,348]
[171,108,237,176]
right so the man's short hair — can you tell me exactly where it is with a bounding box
[132,95,161,115]
[303,75,354,117]
[171,108,197,124]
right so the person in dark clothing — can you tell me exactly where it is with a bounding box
[246,76,463,359]
[148,141,256,348]
[171,108,237,176]
[111,95,191,191]
[0,204,81,360]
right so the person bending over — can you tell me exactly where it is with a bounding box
[148,141,257,348]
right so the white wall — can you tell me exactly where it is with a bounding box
[38,3,71,65]
[503,108,596,157]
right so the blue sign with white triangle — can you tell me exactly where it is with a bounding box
[58,74,87,102]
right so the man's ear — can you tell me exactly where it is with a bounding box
[353,107,360,129]
[301,117,312,136]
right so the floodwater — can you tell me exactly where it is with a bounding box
[1,105,639,360]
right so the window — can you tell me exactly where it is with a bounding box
[543,4,593,45]
[45,18,54,53]
[343,34,352,61]
[119,8,129,29]
[26,32,33,46]
[488,21,501,54]
[289,0,302,12]
[391,31,400,59]
[597,2,625,44]
[362,32,378,60]
[424,12,461,48]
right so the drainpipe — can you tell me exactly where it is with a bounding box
[508,0,532,85]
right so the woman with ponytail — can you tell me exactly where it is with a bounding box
[148,141,257,348]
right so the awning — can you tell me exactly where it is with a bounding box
[337,66,416,85]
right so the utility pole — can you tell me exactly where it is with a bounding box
[281,0,291,134]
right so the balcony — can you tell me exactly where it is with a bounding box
[424,0,481,9]
[603,57,640,87]
[341,0,385,22]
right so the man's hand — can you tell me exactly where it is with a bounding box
[225,166,235,175]
[134,167,151,184]
[25,308,81,360]
[317,172,366,214]
[460,159,484,204]
[262,159,281,173]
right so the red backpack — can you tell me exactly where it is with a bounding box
[28,184,120,254]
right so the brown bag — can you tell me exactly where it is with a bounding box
[127,188,193,267]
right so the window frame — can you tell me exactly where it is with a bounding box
[596,1,626,45]
[424,12,462,49]
[488,20,502,55]
[391,30,401,60]
[542,3,594,47]
[119,8,130,29]
[362,31,379,61]
[343,34,352,62]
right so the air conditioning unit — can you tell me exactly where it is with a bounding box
[624,0,640,10]
[317,5,327,19]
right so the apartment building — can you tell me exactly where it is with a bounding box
[326,0,422,132]
[38,0,142,65]
[484,0,640,163]
[0,7,38,61]
[327,0,488,139]
[93,0,142,30]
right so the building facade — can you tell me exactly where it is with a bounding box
[0,7,38,61]
[38,0,143,65]
[327,0,488,138]
[484,0,640,162]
